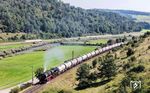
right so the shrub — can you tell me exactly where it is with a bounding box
[126,48,134,57]
[20,83,32,90]
[130,65,145,73]
[58,89,72,93]
[123,63,130,70]
[148,46,150,50]
[130,56,136,62]
[92,59,97,68]
[10,87,20,93]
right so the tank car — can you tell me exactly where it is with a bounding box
[82,55,88,61]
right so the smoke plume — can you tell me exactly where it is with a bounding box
[44,47,64,72]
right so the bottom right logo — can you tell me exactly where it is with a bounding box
[130,81,141,90]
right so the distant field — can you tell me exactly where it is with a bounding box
[0,46,96,89]
[87,39,108,44]
[0,33,26,42]
[135,15,150,23]
[0,43,32,51]
[141,29,150,32]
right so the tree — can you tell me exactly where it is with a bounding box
[92,59,97,68]
[98,57,116,79]
[76,64,91,88]
[126,48,134,57]
[107,39,114,45]
[35,67,44,80]
[20,35,27,40]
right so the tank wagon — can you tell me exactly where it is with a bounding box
[38,42,125,83]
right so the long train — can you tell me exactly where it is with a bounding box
[38,42,125,83]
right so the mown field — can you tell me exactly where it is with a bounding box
[135,15,150,23]
[87,39,108,44]
[0,46,96,89]
[39,36,150,93]
[0,43,32,51]
[141,29,150,33]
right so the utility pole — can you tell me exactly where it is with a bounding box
[31,66,33,85]
[72,50,74,59]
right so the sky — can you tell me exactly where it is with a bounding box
[62,0,150,12]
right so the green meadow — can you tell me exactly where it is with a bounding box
[87,39,108,44]
[0,43,32,51]
[141,29,150,33]
[0,46,96,89]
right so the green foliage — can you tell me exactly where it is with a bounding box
[58,89,72,93]
[0,0,142,38]
[98,57,117,79]
[127,48,134,57]
[76,64,91,88]
[35,67,44,79]
[148,45,150,50]
[10,87,20,93]
[123,63,131,70]
[142,32,150,38]
[92,59,97,68]
[107,39,114,45]
[130,56,136,62]
[129,65,145,73]
[88,71,97,82]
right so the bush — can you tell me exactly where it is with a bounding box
[92,59,97,68]
[126,48,134,57]
[130,56,136,62]
[20,83,32,90]
[148,46,150,50]
[123,63,130,70]
[58,89,72,93]
[10,87,20,93]
[129,65,145,73]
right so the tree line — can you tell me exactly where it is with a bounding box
[0,0,143,39]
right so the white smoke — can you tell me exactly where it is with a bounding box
[44,47,64,72]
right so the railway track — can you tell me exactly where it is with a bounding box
[23,85,43,93]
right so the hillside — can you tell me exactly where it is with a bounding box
[110,10,150,24]
[112,10,150,16]
[0,0,142,39]
[38,33,150,93]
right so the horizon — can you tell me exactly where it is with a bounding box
[62,0,150,13]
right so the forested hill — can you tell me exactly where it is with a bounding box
[0,0,142,39]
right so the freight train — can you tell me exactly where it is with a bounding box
[37,42,125,83]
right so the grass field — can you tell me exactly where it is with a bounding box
[135,15,150,23]
[141,29,150,33]
[87,39,108,44]
[0,46,96,89]
[0,43,32,51]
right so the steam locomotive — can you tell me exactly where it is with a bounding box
[37,42,125,83]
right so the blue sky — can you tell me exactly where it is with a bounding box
[62,0,150,12]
